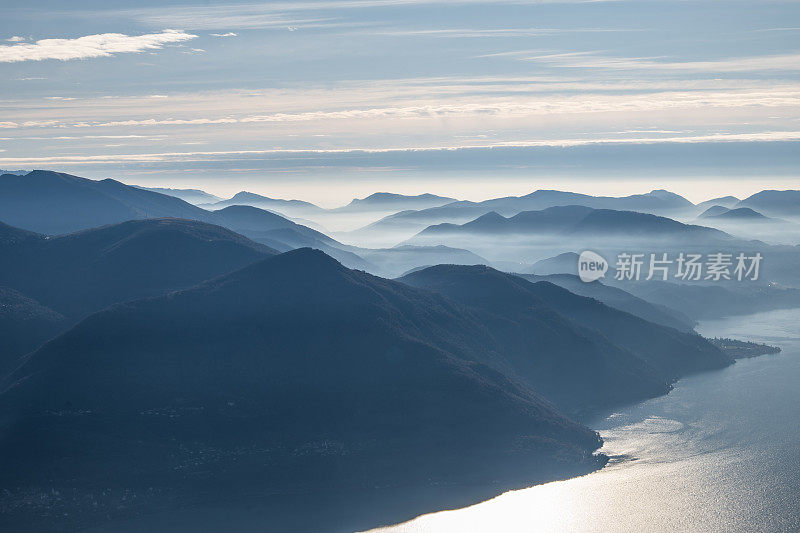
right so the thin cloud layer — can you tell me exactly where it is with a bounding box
[0,30,196,63]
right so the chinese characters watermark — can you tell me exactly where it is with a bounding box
[578,251,763,282]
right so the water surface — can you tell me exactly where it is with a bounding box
[370,308,800,533]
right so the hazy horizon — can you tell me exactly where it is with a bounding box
[2,0,799,205]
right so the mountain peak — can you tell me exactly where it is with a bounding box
[348,192,455,207]
[231,191,270,201]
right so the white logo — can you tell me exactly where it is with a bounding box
[578,250,608,282]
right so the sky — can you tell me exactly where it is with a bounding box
[1,0,799,205]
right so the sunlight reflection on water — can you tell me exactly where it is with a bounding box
[368,308,800,533]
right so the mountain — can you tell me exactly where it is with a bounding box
[213,205,336,246]
[0,288,67,377]
[212,205,374,271]
[526,252,579,275]
[0,171,375,270]
[0,169,28,176]
[615,279,800,322]
[135,186,222,205]
[514,273,695,331]
[399,265,730,408]
[352,189,696,241]
[698,205,733,218]
[0,221,44,246]
[696,196,740,210]
[202,191,323,215]
[738,190,800,218]
[337,193,456,212]
[696,205,800,245]
[401,265,731,386]
[0,170,217,235]
[703,207,770,220]
[399,265,671,413]
[0,218,277,319]
[357,245,488,278]
[415,206,728,241]
[0,249,604,531]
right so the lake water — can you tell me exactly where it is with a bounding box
[368,308,800,533]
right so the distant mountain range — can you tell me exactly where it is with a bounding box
[514,273,696,332]
[0,170,217,235]
[200,190,324,215]
[0,171,481,277]
[0,169,796,531]
[700,206,770,220]
[412,205,730,244]
[696,196,740,210]
[695,205,800,245]
[349,189,698,241]
[135,186,222,205]
[336,192,456,212]
[738,190,800,218]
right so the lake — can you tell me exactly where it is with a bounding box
[368,308,800,533]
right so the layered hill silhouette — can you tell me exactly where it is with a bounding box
[0,249,604,531]
[413,206,729,242]
[0,288,67,377]
[701,207,770,220]
[211,205,374,270]
[738,190,800,218]
[136,186,222,205]
[515,273,695,332]
[201,190,323,215]
[0,170,217,235]
[399,265,730,410]
[336,192,456,212]
[351,189,697,240]
[696,196,740,210]
[0,218,276,320]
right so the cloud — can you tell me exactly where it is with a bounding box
[6,36,25,42]
[127,1,612,30]
[0,30,197,63]
[210,32,238,37]
[518,50,800,72]
[370,28,639,38]
[2,131,799,166]
[3,84,797,130]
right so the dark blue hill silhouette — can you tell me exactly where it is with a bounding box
[704,207,770,220]
[213,204,337,246]
[202,190,322,212]
[400,265,730,387]
[698,205,732,218]
[338,192,456,212]
[399,264,671,413]
[0,171,376,271]
[738,190,800,218]
[356,189,695,237]
[696,196,739,210]
[0,221,44,245]
[135,186,222,204]
[0,288,67,377]
[521,279,731,378]
[0,170,217,235]
[213,204,375,270]
[417,206,729,240]
[0,218,276,319]
[515,273,695,332]
[0,249,604,531]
